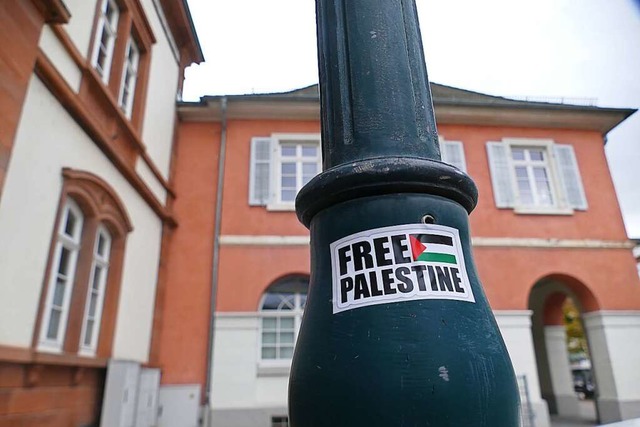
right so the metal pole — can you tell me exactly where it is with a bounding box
[289,0,520,425]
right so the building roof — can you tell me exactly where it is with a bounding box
[159,0,204,64]
[179,83,635,135]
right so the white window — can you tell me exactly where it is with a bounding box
[259,276,308,363]
[276,141,320,204]
[439,137,467,172]
[487,138,587,214]
[40,199,84,351]
[511,147,554,207]
[249,134,322,210]
[79,226,112,355]
[91,0,120,82]
[118,37,140,118]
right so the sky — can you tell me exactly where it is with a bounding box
[183,0,640,237]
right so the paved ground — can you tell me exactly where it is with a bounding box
[550,400,597,427]
[548,400,640,427]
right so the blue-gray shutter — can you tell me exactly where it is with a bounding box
[249,137,272,206]
[486,142,515,208]
[441,140,467,172]
[554,144,587,210]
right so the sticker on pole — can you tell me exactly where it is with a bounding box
[330,223,475,314]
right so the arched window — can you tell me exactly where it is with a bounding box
[259,275,308,361]
[36,169,132,357]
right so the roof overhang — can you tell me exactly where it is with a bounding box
[434,102,635,135]
[159,0,204,64]
[178,91,635,136]
[178,96,320,122]
[34,0,71,23]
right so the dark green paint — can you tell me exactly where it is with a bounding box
[291,0,520,425]
[290,195,519,426]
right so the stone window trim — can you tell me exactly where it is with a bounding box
[33,168,133,359]
[86,0,155,129]
[486,138,587,215]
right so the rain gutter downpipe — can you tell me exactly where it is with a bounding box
[205,96,228,415]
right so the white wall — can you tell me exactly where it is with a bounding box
[0,75,162,362]
[39,26,82,93]
[207,310,558,412]
[135,158,167,205]
[584,311,640,401]
[61,0,98,60]
[212,310,551,417]
[142,0,180,61]
[494,310,551,427]
[544,325,581,417]
[495,311,543,398]
[138,0,181,180]
[211,313,290,410]
[140,40,179,180]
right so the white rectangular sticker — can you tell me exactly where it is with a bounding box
[330,224,475,314]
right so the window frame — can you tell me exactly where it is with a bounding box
[257,276,309,372]
[34,169,133,358]
[78,225,113,356]
[86,0,155,128]
[503,138,573,215]
[439,136,467,173]
[266,133,322,211]
[117,36,140,118]
[38,199,85,352]
[90,0,120,84]
[485,138,576,215]
[510,146,556,208]
[259,292,305,363]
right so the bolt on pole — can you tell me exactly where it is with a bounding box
[290,1,520,426]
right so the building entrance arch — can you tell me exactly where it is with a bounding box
[528,275,600,424]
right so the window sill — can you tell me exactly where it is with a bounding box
[78,348,97,358]
[257,362,291,377]
[513,206,574,216]
[0,344,108,368]
[37,341,64,354]
[266,203,296,212]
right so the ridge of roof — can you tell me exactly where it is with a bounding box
[197,83,635,116]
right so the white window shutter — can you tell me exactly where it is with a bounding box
[486,142,515,208]
[249,137,272,206]
[554,144,588,210]
[440,140,467,172]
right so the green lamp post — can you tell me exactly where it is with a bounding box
[289,0,520,426]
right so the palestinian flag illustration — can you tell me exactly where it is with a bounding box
[409,233,457,264]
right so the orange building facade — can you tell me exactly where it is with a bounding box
[0,1,201,426]
[169,84,640,427]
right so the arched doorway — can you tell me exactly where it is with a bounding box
[528,275,599,425]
